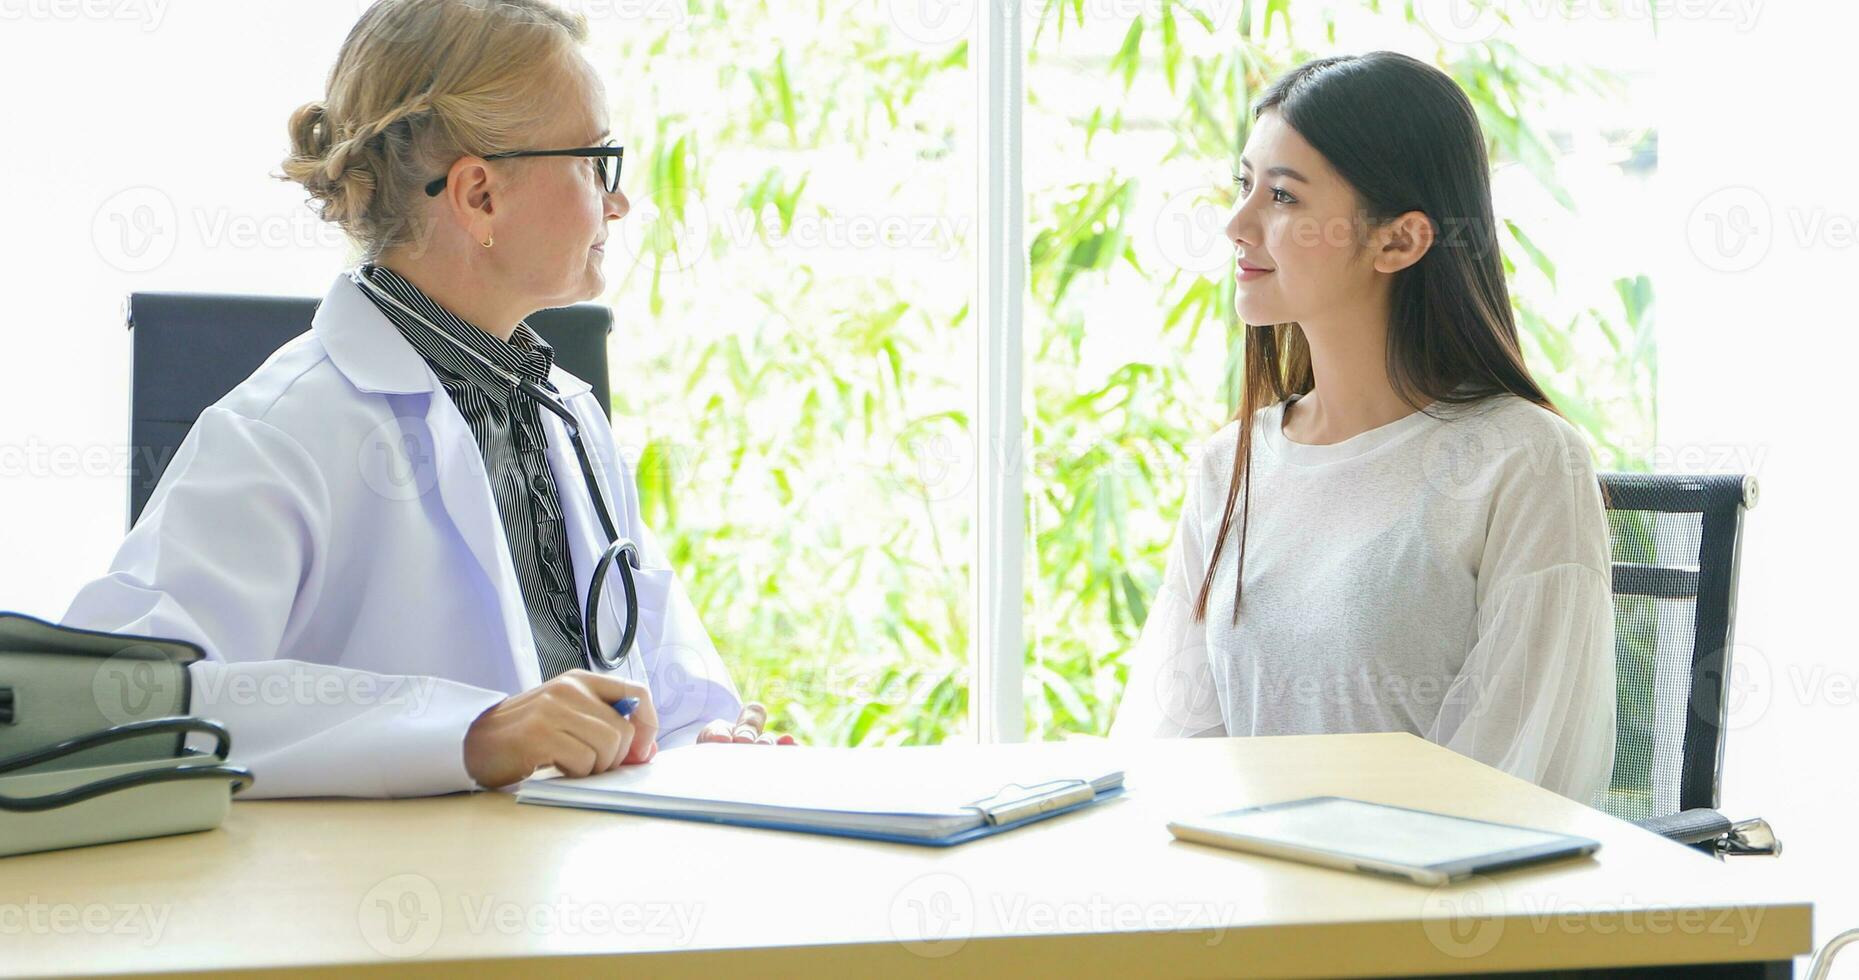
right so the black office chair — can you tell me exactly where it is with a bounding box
[1598,472,1779,857]
[123,290,613,530]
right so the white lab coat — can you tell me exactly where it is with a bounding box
[62,270,741,799]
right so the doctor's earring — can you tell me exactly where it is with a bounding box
[480,235,494,248]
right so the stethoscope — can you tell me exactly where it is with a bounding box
[348,265,641,672]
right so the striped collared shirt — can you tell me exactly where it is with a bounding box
[357,262,586,682]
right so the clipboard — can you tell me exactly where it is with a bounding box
[516,743,1125,847]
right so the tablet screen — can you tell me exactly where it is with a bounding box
[1199,797,1582,868]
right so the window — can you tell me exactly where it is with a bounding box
[591,1,1657,746]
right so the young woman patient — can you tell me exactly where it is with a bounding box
[1111,51,1616,804]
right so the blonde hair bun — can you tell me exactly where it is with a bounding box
[276,0,588,257]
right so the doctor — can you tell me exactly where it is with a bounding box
[62,0,789,799]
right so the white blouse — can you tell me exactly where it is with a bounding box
[1111,392,1617,804]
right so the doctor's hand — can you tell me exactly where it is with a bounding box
[463,671,660,789]
[695,702,799,746]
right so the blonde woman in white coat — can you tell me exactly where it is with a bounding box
[64,0,789,799]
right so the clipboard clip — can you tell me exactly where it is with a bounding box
[967,778,1096,828]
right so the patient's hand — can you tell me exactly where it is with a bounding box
[695,702,798,746]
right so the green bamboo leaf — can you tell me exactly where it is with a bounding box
[1111,17,1143,90]
[1503,218,1556,287]
[1160,5,1180,91]
[1121,571,1148,626]
[774,50,798,145]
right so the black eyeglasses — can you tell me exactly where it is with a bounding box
[425,140,623,197]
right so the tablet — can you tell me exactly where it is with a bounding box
[1167,796,1600,885]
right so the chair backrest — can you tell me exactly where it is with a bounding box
[1597,472,1756,822]
[124,290,613,530]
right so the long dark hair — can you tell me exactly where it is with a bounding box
[1193,51,1559,624]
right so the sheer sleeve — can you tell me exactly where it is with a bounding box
[1425,563,1616,802]
[1424,411,1617,803]
[1111,431,1230,740]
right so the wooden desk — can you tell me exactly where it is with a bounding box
[0,733,1812,978]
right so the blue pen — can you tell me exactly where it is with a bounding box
[611,696,640,718]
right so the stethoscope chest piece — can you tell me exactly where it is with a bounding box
[586,538,642,670]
